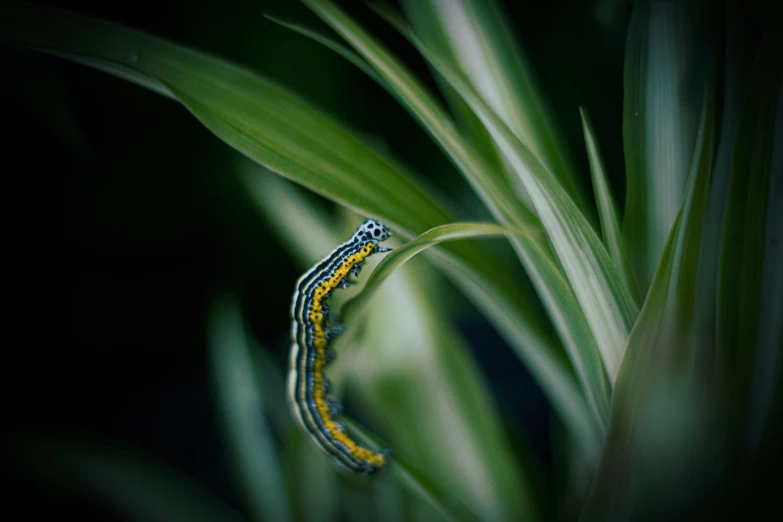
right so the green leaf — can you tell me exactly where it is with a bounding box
[11,439,247,522]
[716,40,783,458]
[579,107,640,304]
[583,71,716,522]
[400,0,593,221]
[208,293,292,522]
[0,2,434,231]
[622,0,708,290]
[340,222,536,322]
[357,1,637,382]
[296,0,610,451]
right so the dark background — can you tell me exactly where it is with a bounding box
[1,0,774,520]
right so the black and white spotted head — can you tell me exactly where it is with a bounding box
[354,219,392,243]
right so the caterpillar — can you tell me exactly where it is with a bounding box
[288,219,393,474]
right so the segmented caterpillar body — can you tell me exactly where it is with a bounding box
[287,219,392,474]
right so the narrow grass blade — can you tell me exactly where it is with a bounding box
[401,0,593,220]
[716,40,783,458]
[340,222,536,322]
[361,2,638,382]
[12,439,248,522]
[622,0,708,290]
[583,74,716,522]
[390,2,532,214]
[580,107,640,304]
[208,293,292,522]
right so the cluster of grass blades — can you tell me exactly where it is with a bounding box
[2,0,780,520]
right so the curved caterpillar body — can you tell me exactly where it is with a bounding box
[288,219,392,474]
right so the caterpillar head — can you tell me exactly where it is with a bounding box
[356,219,392,243]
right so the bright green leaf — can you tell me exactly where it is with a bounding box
[580,107,640,304]
[340,222,536,322]
[401,0,593,221]
[622,0,708,290]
